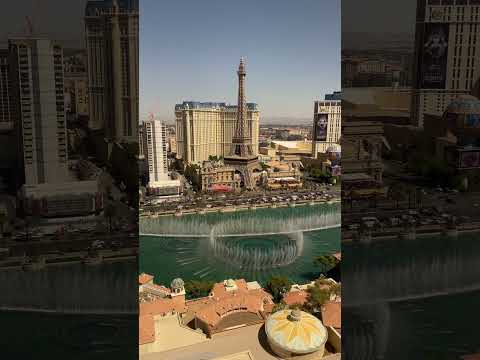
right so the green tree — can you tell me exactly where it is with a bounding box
[0,213,6,237]
[103,202,116,233]
[184,280,214,299]
[184,164,201,189]
[288,303,304,311]
[314,255,339,269]
[310,168,330,182]
[304,286,331,313]
[271,302,286,313]
[173,158,184,172]
[265,276,291,303]
[260,162,270,171]
[389,186,406,209]
[329,283,341,297]
[109,142,138,203]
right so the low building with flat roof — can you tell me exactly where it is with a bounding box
[21,180,102,217]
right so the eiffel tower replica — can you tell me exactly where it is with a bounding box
[224,57,259,190]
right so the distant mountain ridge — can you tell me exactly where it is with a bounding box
[143,116,313,126]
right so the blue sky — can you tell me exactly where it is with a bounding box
[140,0,340,123]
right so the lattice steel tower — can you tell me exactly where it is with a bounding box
[224,57,259,189]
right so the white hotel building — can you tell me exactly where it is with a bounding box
[142,118,181,197]
[9,38,101,217]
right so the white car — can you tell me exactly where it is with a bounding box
[91,240,105,249]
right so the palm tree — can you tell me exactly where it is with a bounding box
[389,186,405,209]
[0,213,6,246]
[0,213,5,237]
[103,203,115,233]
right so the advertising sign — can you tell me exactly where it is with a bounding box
[465,113,480,128]
[331,165,342,177]
[459,151,480,168]
[314,113,328,141]
[420,23,449,89]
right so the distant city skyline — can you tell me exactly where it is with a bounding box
[140,0,340,123]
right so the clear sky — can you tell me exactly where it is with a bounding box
[140,0,341,123]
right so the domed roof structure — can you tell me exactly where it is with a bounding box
[225,279,236,287]
[445,95,480,115]
[443,95,480,130]
[170,278,184,290]
[265,309,328,357]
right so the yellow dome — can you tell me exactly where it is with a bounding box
[265,309,327,355]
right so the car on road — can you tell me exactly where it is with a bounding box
[91,240,105,249]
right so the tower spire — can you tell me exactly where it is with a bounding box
[235,57,249,147]
[224,57,259,190]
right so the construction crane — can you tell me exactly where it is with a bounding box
[25,16,34,36]
[25,0,39,37]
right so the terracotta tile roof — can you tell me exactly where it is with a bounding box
[283,290,309,306]
[248,288,274,301]
[210,279,249,299]
[140,295,186,316]
[321,301,341,329]
[139,314,155,345]
[263,303,275,314]
[138,273,154,285]
[145,283,171,295]
[195,293,265,328]
[186,296,215,313]
[186,285,272,317]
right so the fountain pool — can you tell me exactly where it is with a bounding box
[139,203,340,285]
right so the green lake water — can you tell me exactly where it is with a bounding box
[139,204,341,285]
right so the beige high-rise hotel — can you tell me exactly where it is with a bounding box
[175,101,260,164]
[312,93,342,157]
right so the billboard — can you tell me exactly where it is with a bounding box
[465,113,480,128]
[459,151,480,168]
[314,113,328,141]
[420,23,449,89]
[331,165,342,177]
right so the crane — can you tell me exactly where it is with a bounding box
[24,0,39,37]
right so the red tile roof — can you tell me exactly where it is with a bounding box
[195,294,265,328]
[210,279,249,299]
[263,303,275,314]
[138,278,274,343]
[138,273,154,285]
[462,355,480,360]
[139,295,186,317]
[145,283,171,295]
[139,314,155,345]
[283,290,309,306]
[321,301,341,329]
[190,279,273,331]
